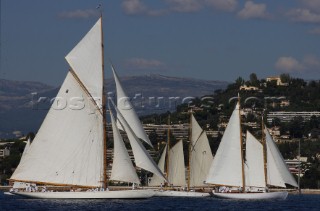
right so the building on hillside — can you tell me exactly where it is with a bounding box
[239,85,260,91]
[243,122,260,129]
[267,111,320,123]
[266,76,289,86]
[0,148,10,158]
[285,156,310,177]
[268,127,281,136]
[280,99,290,107]
[143,123,189,141]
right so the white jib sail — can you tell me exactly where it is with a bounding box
[149,145,167,186]
[113,102,167,182]
[111,66,152,147]
[265,129,298,188]
[206,102,243,187]
[266,143,286,188]
[110,111,140,184]
[65,18,103,110]
[168,140,186,187]
[190,114,213,187]
[11,72,104,187]
[245,131,266,188]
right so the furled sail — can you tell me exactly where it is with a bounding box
[65,18,103,110]
[112,101,166,182]
[190,114,213,187]
[11,18,104,187]
[265,129,298,188]
[111,66,152,147]
[245,131,266,188]
[149,145,167,186]
[206,102,243,187]
[11,72,104,187]
[168,140,186,187]
[109,111,140,184]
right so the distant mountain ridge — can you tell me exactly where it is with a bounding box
[0,79,53,96]
[0,74,228,138]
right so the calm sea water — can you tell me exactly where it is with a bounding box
[0,193,319,210]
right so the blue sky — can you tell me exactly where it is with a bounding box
[1,0,320,86]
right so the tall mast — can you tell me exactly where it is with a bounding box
[238,94,245,192]
[187,109,192,191]
[166,115,171,186]
[261,114,268,187]
[100,13,108,189]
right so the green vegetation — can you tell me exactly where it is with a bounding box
[0,139,26,185]
[141,73,320,188]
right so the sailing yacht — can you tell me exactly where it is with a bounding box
[9,17,165,199]
[206,99,298,200]
[150,114,213,197]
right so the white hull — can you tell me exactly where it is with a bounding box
[12,190,154,199]
[212,191,288,200]
[155,190,210,197]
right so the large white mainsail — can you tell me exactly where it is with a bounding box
[109,112,140,184]
[168,140,186,187]
[149,145,167,186]
[112,101,166,182]
[206,102,243,187]
[10,18,104,187]
[111,66,152,146]
[245,131,266,188]
[11,73,104,187]
[190,114,213,187]
[265,129,298,188]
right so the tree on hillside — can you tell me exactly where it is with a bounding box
[280,73,290,83]
[235,77,245,86]
[249,73,259,86]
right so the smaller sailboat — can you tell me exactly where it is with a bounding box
[150,114,212,197]
[206,98,298,200]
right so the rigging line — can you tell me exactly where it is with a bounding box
[69,68,103,116]
[190,129,206,152]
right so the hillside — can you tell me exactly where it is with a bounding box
[0,74,228,138]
